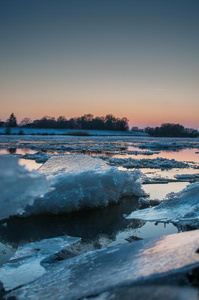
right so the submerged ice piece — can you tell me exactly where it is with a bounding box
[26,155,145,215]
[6,230,199,299]
[0,156,48,220]
[127,182,199,228]
[0,235,81,291]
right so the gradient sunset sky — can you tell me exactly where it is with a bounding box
[0,0,198,128]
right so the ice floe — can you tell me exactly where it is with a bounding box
[98,156,189,169]
[174,174,199,182]
[25,155,145,215]
[138,141,185,150]
[127,182,199,228]
[5,230,199,299]
[17,151,50,163]
[0,156,48,221]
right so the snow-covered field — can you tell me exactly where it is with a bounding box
[0,135,199,298]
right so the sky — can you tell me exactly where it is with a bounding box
[0,0,199,129]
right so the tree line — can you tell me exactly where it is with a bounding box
[145,123,199,137]
[3,113,129,131]
[1,113,199,137]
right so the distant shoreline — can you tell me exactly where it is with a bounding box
[0,127,149,137]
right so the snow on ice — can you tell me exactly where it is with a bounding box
[127,182,199,228]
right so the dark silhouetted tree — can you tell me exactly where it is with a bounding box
[6,113,17,127]
[145,123,199,137]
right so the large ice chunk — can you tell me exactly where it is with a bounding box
[26,155,145,215]
[0,235,80,291]
[0,156,48,220]
[127,182,199,228]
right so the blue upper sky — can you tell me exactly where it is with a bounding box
[0,0,199,128]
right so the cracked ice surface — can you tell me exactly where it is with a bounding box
[6,230,199,300]
[0,235,81,291]
[127,182,199,228]
[24,155,145,215]
[0,156,48,220]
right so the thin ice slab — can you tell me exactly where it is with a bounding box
[0,235,81,291]
[6,230,199,300]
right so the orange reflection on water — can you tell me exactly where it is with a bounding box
[18,159,42,171]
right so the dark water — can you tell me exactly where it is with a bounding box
[0,196,177,258]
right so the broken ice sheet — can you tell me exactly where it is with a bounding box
[0,235,81,291]
[6,230,199,300]
[127,182,199,228]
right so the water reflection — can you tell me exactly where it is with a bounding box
[0,197,145,247]
[109,222,178,247]
[143,182,190,200]
[8,148,16,154]
[18,159,42,171]
[0,148,36,155]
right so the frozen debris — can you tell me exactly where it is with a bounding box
[0,235,81,291]
[125,235,143,242]
[25,155,145,216]
[100,156,189,169]
[138,197,150,208]
[112,150,160,156]
[174,174,199,182]
[127,182,199,228]
[150,199,162,206]
[0,156,49,221]
[17,151,50,163]
[0,136,199,156]
[6,230,199,299]
[138,197,161,209]
[138,141,186,150]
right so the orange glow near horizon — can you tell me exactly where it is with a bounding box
[1,98,199,130]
